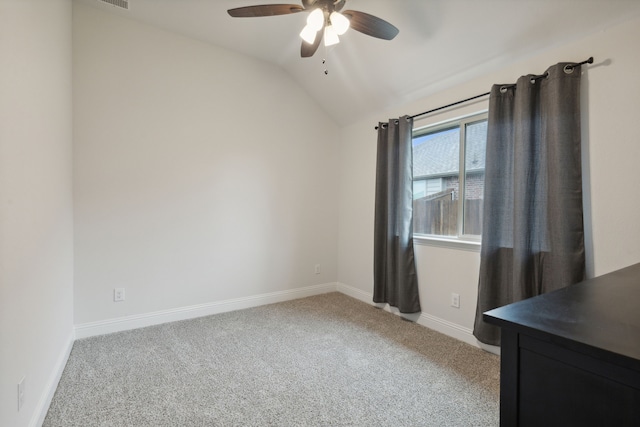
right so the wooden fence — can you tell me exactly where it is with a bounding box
[413,198,483,236]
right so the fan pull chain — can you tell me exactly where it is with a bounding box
[322,41,330,75]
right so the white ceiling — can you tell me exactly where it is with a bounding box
[76,0,640,125]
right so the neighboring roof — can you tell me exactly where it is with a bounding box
[413,121,487,178]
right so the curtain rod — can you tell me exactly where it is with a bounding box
[410,91,489,121]
[375,57,593,130]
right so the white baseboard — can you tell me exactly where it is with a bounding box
[336,282,373,304]
[75,283,338,339]
[75,279,498,345]
[31,329,75,427]
[416,313,476,347]
[335,282,497,353]
[415,313,499,354]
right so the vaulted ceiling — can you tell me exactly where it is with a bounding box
[76,0,640,125]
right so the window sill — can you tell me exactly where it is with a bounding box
[413,235,481,252]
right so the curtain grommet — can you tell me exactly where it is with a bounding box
[530,73,549,84]
[500,86,508,94]
[564,64,575,74]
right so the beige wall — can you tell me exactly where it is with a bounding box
[0,1,74,426]
[72,3,340,326]
[337,15,640,347]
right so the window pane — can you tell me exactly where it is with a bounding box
[413,180,427,199]
[463,120,487,235]
[412,126,460,236]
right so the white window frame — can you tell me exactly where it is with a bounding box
[412,111,488,250]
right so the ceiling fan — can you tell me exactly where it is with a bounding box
[227,0,399,58]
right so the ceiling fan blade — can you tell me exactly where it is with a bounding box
[301,29,323,57]
[228,4,304,18]
[334,0,346,12]
[342,10,399,40]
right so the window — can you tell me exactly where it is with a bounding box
[412,113,488,240]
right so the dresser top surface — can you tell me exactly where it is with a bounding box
[485,262,640,362]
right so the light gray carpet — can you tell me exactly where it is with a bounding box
[44,293,499,426]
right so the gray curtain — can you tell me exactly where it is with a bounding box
[373,115,421,314]
[473,63,586,345]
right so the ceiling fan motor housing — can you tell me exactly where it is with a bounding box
[303,0,346,13]
[227,0,399,58]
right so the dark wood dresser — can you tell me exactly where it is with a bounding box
[484,262,640,426]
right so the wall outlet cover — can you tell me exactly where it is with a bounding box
[451,293,460,308]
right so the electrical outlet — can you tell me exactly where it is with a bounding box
[114,288,125,302]
[18,376,25,411]
[314,264,321,275]
[451,293,460,308]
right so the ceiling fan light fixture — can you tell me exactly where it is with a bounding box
[330,11,350,35]
[306,8,324,31]
[324,25,340,46]
[227,1,400,59]
[300,24,318,44]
